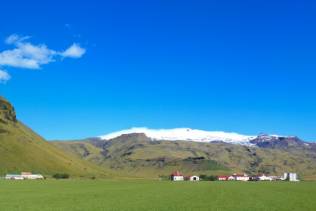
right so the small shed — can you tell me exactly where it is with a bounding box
[189,176,200,181]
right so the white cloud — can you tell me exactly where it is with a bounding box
[61,43,86,58]
[5,34,31,45]
[0,70,11,83]
[0,34,86,82]
[0,43,56,69]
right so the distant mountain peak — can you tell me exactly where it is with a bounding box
[250,135,305,149]
[100,127,256,145]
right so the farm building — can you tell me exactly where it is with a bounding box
[217,173,299,182]
[5,172,44,180]
[21,172,44,180]
[289,173,299,181]
[257,174,273,181]
[216,174,249,181]
[228,176,235,180]
[189,176,199,181]
[5,174,24,180]
[267,176,279,181]
[218,176,228,181]
[283,172,299,182]
[170,171,184,181]
[233,173,249,181]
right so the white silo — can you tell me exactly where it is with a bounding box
[283,172,288,180]
[289,173,298,181]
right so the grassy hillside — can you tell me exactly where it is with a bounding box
[0,97,109,178]
[53,133,316,179]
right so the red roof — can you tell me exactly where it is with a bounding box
[171,171,183,176]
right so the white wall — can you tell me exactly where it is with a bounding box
[172,176,184,181]
[189,176,199,181]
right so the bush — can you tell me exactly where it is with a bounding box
[158,175,171,181]
[199,175,208,180]
[52,173,70,179]
[208,175,218,181]
[199,174,218,181]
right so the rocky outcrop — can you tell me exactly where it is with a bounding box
[250,134,306,149]
[0,96,17,123]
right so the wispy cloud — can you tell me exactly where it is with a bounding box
[0,70,11,83]
[5,34,31,45]
[0,34,86,82]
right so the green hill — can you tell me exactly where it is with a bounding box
[53,133,316,179]
[0,96,109,178]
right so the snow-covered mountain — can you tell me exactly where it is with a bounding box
[99,127,257,145]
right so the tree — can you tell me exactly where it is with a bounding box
[52,173,70,179]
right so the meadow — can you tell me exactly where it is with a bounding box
[0,180,315,211]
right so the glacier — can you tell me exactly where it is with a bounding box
[100,127,257,145]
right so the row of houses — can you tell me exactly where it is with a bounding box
[218,173,273,181]
[217,172,299,182]
[170,171,299,182]
[5,172,44,180]
[218,173,250,181]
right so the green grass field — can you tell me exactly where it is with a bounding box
[0,180,315,211]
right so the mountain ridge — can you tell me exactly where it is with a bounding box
[53,132,316,180]
[98,127,312,147]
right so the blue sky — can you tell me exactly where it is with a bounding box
[1,0,316,141]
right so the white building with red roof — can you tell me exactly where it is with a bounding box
[170,171,184,181]
[218,176,228,181]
